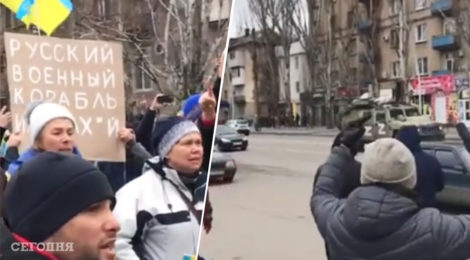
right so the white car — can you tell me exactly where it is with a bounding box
[226,119,251,136]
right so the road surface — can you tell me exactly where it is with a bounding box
[199,135,332,260]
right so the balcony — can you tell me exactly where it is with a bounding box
[231,76,245,86]
[432,35,460,51]
[234,94,246,103]
[357,19,373,34]
[431,0,453,16]
[432,70,451,76]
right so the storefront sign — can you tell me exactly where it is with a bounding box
[410,75,454,95]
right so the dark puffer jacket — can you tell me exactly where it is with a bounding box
[396,126,444,207]
[311,146,470,260]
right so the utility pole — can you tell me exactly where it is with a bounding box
[250,31,260,125]
[398,0,408,104]
[326,0,333,128]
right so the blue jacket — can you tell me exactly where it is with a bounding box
[396,126,444,207]
[7,147,82,176]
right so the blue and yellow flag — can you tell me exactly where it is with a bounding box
[0,0,73,35]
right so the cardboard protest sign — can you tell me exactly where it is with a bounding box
[4,32,125,162]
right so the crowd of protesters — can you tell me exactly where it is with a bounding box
[0,55,223,259]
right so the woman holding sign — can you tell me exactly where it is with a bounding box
[7,101,81,177]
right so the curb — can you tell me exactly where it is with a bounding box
[252,131,464,142]
[251,131,338,137]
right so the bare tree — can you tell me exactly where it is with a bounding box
[291,0,342,128]
[248,0,286,122]
[73,0,228,100]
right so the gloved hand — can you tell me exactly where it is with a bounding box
[332,115,369,155]
[340,127,365,152]
[347,114,372,128]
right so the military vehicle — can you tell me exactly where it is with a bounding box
[339,98,445,142]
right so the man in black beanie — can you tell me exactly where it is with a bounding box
[0,152,120,260]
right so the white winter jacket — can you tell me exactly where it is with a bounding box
[113,157,206,260]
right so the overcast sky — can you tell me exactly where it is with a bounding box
[228,0,257,38]
[228,0,308,39]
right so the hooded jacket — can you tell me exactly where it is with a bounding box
[113,156,206,260]
[396,126,444,207]
[312,146,470,260]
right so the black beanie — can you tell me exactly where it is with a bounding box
[4,152,115,242]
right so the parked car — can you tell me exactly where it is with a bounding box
[210,150,237,182]
[340,98,444,142]
[421,143,470,209]
[215,125,248,151]
[226,119,251,135]
[355,142,470,211]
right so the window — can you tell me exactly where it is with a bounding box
[295,56,299,70]
[347,10,354,28]
[331,15,337,31]
[312,0,319,9]
[436,150,463,170]
[418,57,428,76]
[296,81,300,93]
[423,148,434,156]
[348,40,357,55]
[415,24,427,43]
[231,67,241,78]
[376,112,386,123]
[392,61,401,77]
[135,48,153,91]
[230,51,235,59]
[135,66,153,91]
[224,90,228,98]
[405,108,420,117]
[390,108,405,119]
[415,0,426,10]
[444,18,456,34]
[389,0,402,16]
[445,54,454,72]
[390,29,399,49]
[350,68,357,82]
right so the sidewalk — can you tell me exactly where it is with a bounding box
[252,126,462,141]
[252,127,339,137]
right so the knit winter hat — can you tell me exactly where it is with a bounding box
[182,94,202,121]
[3,152,115,243]
[152,116,200,158]
[360,138,417,189]
[26,102,76,142]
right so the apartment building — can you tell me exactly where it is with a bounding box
[306,0,470,124]
[0,0,230,108]
[225,29,278,122]
[276,41,312,124]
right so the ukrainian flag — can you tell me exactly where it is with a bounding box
[0,0,73,35]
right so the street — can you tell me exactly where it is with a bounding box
[199,135,332,260]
